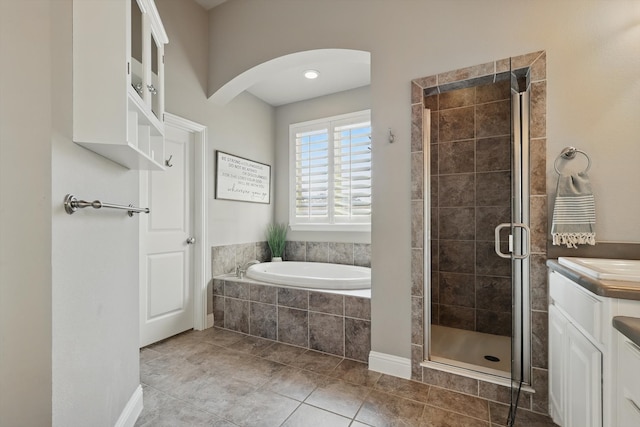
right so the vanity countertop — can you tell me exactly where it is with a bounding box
[613,316,640,347]
[547,259,640,301]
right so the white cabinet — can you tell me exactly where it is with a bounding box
[565,321,602,427]
[549,298,602,427]
[549,304,567,425]
[549,268,640,427]
[616,332,640,426]
[73,0,168,170]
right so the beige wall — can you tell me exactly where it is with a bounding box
[157,0,276,248]
[51,0,141,424]
[2,0,144,425]
[209,0,640,359]
[0,1,53,425]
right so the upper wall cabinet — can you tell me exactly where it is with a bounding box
[73,0,168,170]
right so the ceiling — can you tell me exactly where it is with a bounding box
[246,57,370,107]
[192,1,371,107]
[210,49,371,107]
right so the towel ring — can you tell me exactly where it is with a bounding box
[554,146,591,174]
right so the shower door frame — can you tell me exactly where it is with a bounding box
[420,77,532,387]
[509,88,532,412]
[411,50,547,419]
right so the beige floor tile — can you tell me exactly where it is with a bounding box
[305,377,370,418]
[192,326,247,347]
[138,329,552,427]
[330,359,382,387]
[281,404,351,427]
[420,404,489,427]
[286,349,343,374]
[257,342,308,365]
[355,389,425,426]
[135,385,234,427]
[489,402,557,427]
[218,389,300,427]
[427,387,490,421]
[374,374,431,403]
[262,367,328,401]
[227,335,276,355]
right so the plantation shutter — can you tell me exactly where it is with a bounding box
[294,126,330,221]
[333,119,372,222]
[290,110,371,229]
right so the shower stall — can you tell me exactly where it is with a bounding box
[413,53,547,424]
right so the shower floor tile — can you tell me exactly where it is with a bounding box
[137,327,555,427]
[431,325,511,377]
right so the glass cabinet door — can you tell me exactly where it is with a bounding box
[150,33,162,119]
[130,0,144,100]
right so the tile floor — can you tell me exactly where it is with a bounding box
[137,327,557,427]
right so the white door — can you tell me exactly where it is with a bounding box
[139,125,195,347]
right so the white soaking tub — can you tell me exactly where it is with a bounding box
[246,261,370,290]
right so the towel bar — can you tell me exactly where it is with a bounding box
[554,146,591,174]
[63,194,149,217]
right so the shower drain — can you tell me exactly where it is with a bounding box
[484,355,500,363]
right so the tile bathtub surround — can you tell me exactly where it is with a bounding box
[138,328,558,427]
[213,278,371,362]
[212,240,371,275]
[211,242,272,278]
[411,51,549,414]
[210,240,370,318]
[284,240,372,267]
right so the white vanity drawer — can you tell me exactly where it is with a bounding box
[550,271,603,343]
[619,398,640,427]
[619,336,640,414]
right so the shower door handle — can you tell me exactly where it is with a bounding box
[494,223,530,260]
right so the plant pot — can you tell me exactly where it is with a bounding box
[271,257,282,262]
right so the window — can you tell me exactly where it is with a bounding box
[289,110,371,231]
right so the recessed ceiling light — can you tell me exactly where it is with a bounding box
[304,69,320,80]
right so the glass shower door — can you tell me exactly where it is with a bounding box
[507,84,532,426]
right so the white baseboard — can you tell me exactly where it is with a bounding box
[368,351,411,379]
[114,384,143,427]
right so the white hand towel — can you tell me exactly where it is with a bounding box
[551,172,596,248]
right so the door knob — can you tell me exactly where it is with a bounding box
[186,237,196,244]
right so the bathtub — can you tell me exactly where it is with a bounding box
[246,261,370,290]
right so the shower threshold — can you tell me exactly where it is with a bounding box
[430,325,511,378]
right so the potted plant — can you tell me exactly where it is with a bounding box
[266,223,287,261]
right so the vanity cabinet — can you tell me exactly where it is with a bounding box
[616,329,640,425]
[548,267,640,427]
[73,0,168,170]
[548,273,603,427]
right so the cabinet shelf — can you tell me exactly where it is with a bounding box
[76,138,164,170]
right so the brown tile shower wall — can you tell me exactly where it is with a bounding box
[212,278,371,362]
[411,51,549,414]
[428,80,513,337]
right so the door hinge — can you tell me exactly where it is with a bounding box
[127,61,130,75]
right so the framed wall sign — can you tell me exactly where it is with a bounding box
[215,150,271,204]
